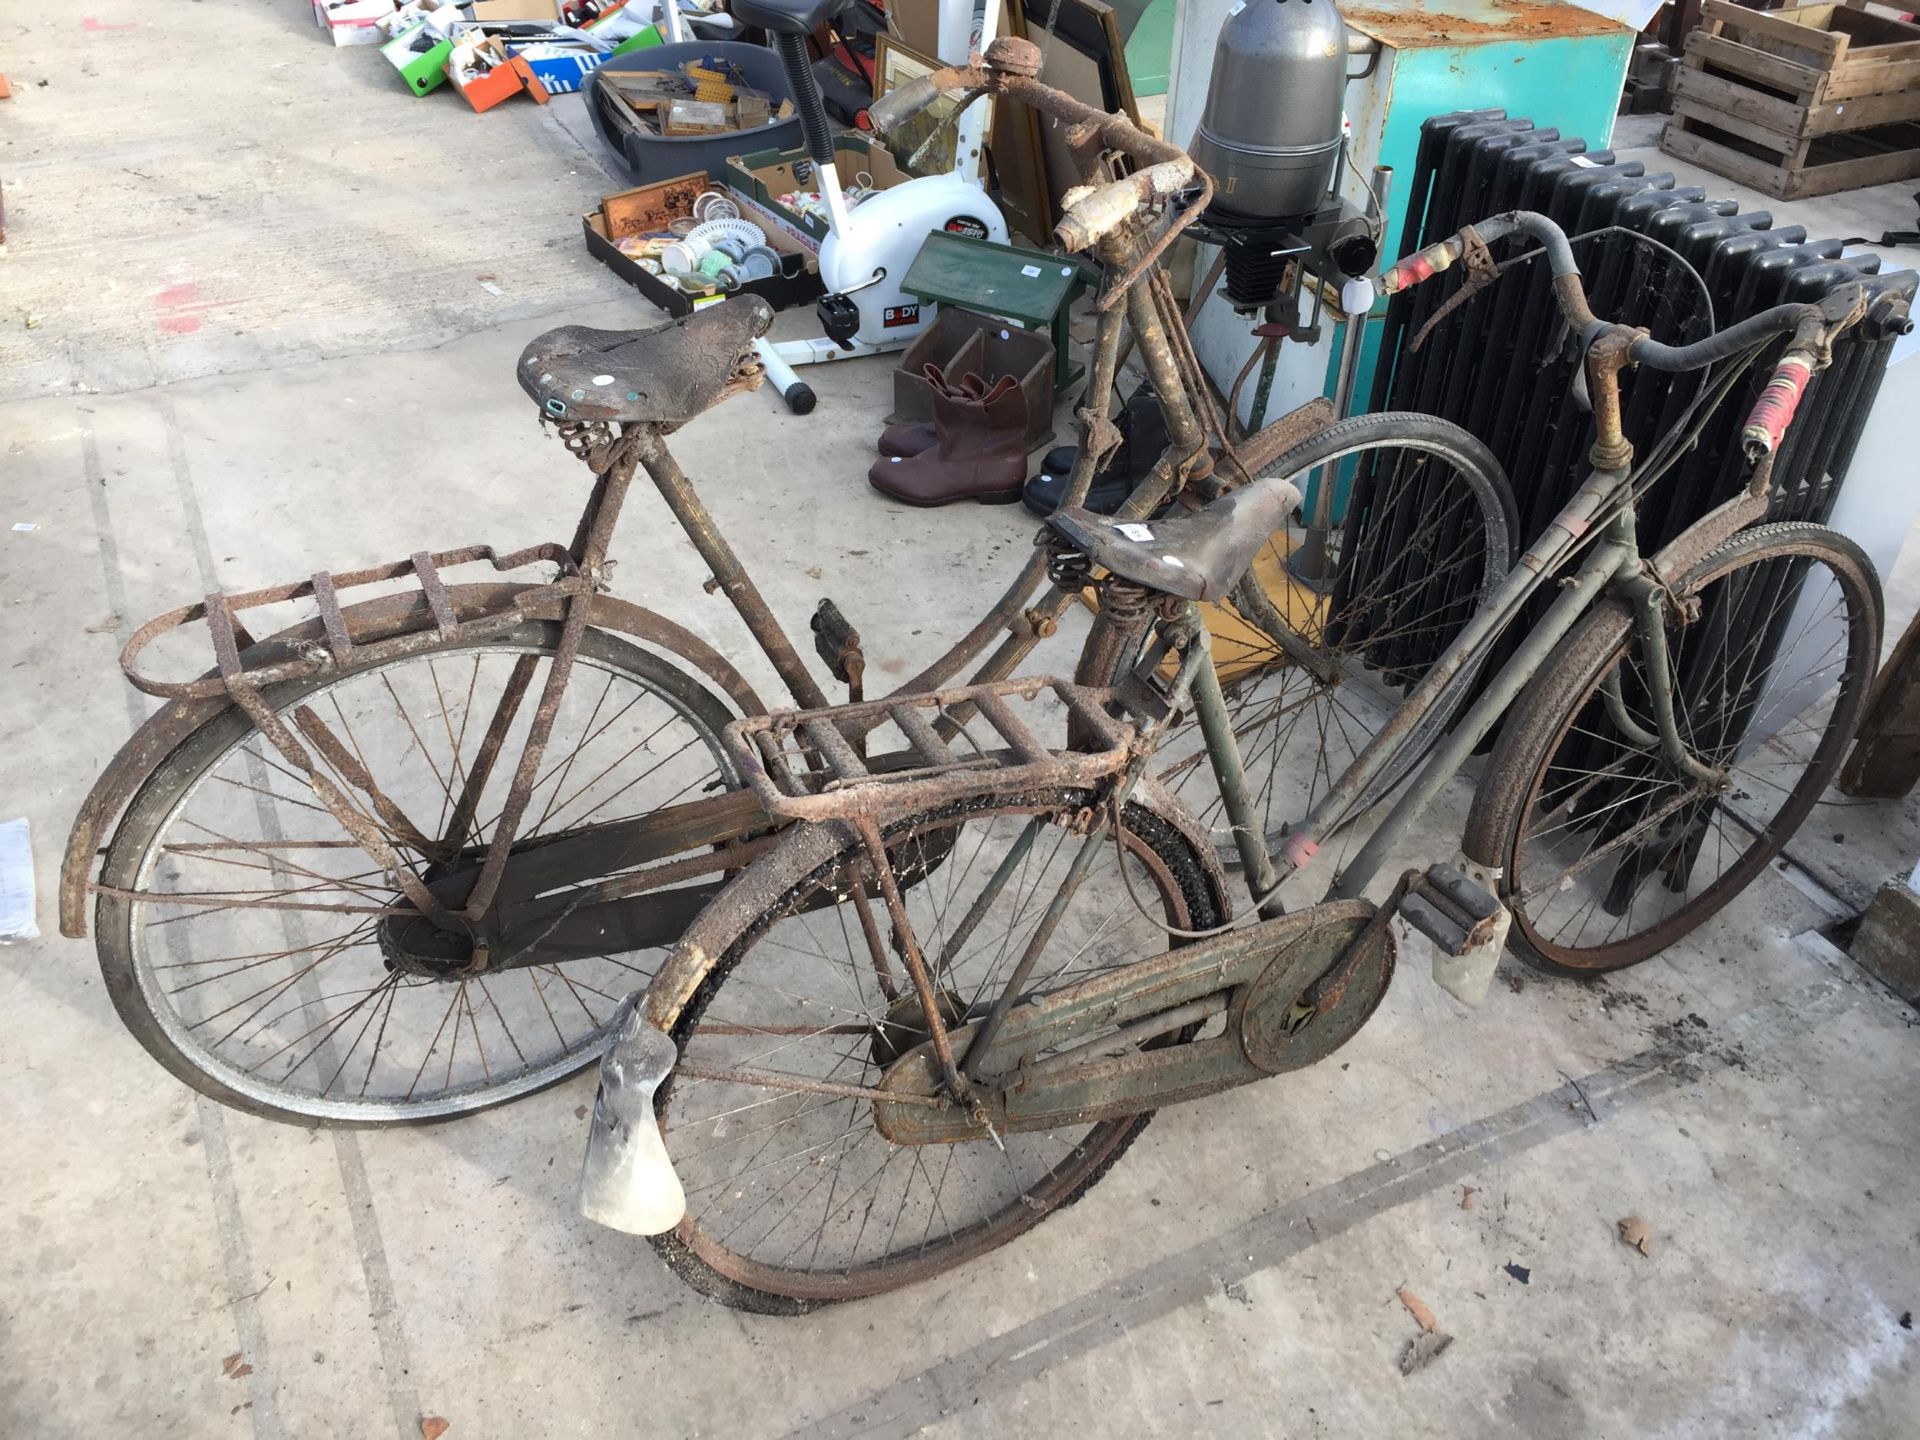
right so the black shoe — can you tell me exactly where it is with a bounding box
[1031,375,1170,500]
[1021,467,1141,517]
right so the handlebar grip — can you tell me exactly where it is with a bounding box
[867,74,944,138]
[1741,354,1814,460]
[1054,160,1193,253]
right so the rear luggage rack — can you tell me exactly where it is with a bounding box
[119,543,581,700]
[726,677,1140,823]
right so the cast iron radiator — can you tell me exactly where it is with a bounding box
[1346,109,1913,672]
[1332,110,1915,897]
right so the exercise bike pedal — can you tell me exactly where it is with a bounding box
[1399,861,1511,1008]
[816,292,862,351]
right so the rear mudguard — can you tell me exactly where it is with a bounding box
[60,582,768,938]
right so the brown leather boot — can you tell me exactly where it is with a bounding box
[876,368,984,457]
[869,370,1029,506]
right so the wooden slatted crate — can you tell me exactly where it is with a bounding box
[1662,0,1920,199]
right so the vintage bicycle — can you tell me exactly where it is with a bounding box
[562,49,1901,1310]
[62,37,1524,1127]
[63,35,1892,1313]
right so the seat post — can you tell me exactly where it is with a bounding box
[770,31,852,236]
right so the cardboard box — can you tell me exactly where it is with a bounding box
[380,0,470,39]
[724,135,908,250]
[382,20,456,94]
[470,0,557,18]
[313,0,401,45]
[584,213,821,319]
[510,41,610,94]
[449,36,528,111]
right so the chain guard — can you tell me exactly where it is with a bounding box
[873,903,1383,1144]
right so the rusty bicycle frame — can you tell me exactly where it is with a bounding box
[60,36,1332,981]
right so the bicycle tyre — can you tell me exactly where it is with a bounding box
[96,620,742,1126]
[1139,411,1517,850]
[1464,522,1882,975]
[645,788,1225,1313]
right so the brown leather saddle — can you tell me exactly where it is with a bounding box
[1045,473,1305,603]
[517,296,774,427]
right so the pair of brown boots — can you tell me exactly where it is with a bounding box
[868,363,1029,506]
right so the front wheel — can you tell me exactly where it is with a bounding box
[1144,412,1517,865]
[1465,522,1882,974]
[646,789,1226,1313]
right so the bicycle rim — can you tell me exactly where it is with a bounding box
[1480,523,1881,973]
[1146,413,1514,871]
[97,623,740,1123]
[649,791,1223,1311]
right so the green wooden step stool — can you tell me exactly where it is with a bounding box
[900,232,1098,392]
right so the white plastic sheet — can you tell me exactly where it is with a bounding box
[0,817,39,943]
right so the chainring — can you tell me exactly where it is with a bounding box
[1240,921,1396,1073]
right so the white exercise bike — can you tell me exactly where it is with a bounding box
[733,0,1010,411]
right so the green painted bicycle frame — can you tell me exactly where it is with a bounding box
[1164,463,1755,917]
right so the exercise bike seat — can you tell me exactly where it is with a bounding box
[1045,473,1304,603]
[731,0,852,36]
[517,297,774,427]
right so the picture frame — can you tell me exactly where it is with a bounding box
[1020,0,1142,213]
[873,35,961,178]
[875,0,1056,244]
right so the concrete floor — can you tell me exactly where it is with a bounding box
[4,5,1920,1437]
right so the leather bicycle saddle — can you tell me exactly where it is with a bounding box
[517,297,774,427]
[1045,472,1304,603]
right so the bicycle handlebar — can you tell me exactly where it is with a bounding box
[866,36,1196,255]
[1379,209,1869,464]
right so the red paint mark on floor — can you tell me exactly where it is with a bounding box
[82,17,140,32]
[155,282,206,335]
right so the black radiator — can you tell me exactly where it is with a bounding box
[1343,108,1914,683]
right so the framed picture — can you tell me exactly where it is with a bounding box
[1021,0,1142,212]
[874,35,960,178]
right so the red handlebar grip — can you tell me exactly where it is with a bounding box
[1741,355,1813,459]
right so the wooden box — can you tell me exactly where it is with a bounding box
[1663,0,1920,199]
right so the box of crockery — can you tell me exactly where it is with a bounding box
[583,182,821,320]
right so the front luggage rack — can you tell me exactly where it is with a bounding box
[726,677,1140,823]
[119,543,582,700]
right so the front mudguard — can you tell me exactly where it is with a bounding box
[60,582,769,938]
[634,772,1233,1034]
[577,773,1229,1234]
[579,997,687,1235]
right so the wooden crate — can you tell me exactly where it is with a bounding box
[1661,0,1920,198]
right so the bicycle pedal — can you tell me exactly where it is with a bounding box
[1400,860,1510,1008]
[810,597,866,694]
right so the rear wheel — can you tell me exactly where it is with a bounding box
[1144,413,1516,866]
[1466,523,1881,974]
[95,621,741,1124]
[647,789,1224,1313]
